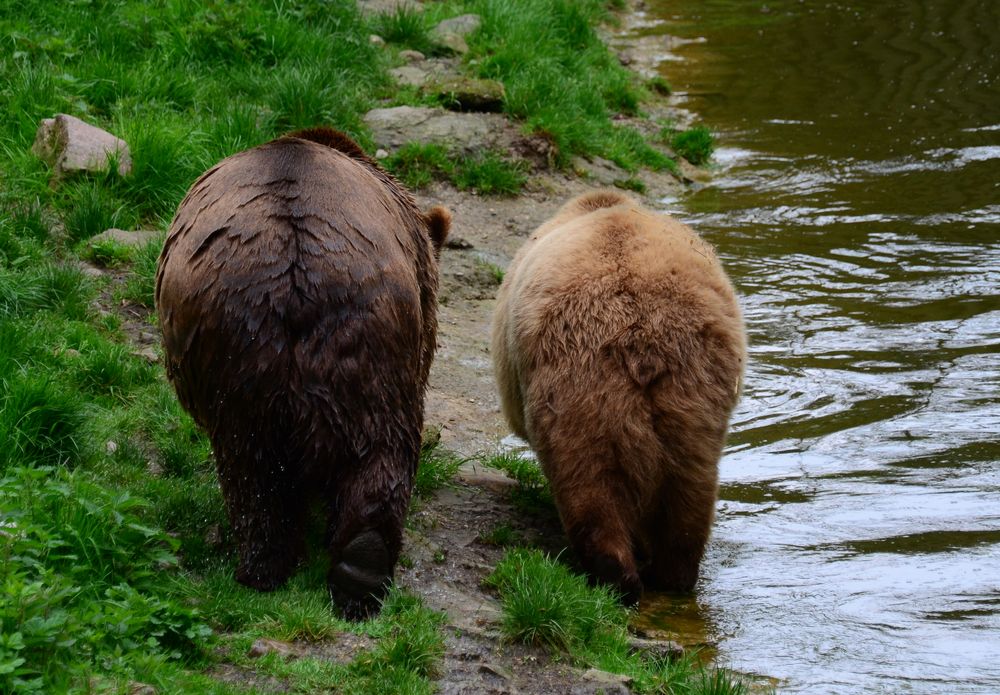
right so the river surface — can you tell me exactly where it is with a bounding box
[631,1,1000,692]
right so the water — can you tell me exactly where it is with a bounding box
[631,1,1000,692]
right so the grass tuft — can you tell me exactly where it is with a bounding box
[454,151,527,196]
[670,125,715,165]
[415,433,465,498]
[487,549,752,694]
[383,143,527,195]
[483,450,553,510]
[372,7,436,55]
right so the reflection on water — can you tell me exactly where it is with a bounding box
[635,0,1000,692]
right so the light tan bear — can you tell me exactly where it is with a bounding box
[492,190,745,601]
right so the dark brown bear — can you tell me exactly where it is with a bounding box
[155,127,449,619]
[492,189,745,603]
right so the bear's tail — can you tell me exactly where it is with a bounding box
[425,205,451,253]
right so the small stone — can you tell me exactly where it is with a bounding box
[375,149,389,160]
[479,662,513,680]
[128,684,156,695]
[431,32,469,54]
[204,524,223,547]
[106,441,118,455]
[32,114,132,180]
[248,638,297,659]
[132,347,159,364]
[426,76,505,112]
[369,34,385,46]
[444,235,473,250]
[627,635,685,660]
[399,49,426,62]
[357,0,423,15]
[432,13,482,38]
[62,348,82,359]
[78,262,105,277]
[577,668,633,694]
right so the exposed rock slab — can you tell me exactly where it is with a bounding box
[428,76,505,113]
[430,13,481,54]
[32,114,132,179]
[90,228,162,247]
[364,106,510,153]
[356,0,422,15]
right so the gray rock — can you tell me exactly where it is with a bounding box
[363,106,509,153]
[429,14,481,55]
[369,34,386,46]
[572,155,625,186]
[32,114,132,179]
[132,347,159,364]
[127,684,156,695]
[357,0,422,16]
[248,638,297,659]
[627,635,684,660]
[427,76,505,113]
[431,32,469,54]
[479,661,514,681]
[432,14,482,38]
[91,228,161,247]
[444,235,474,250]
[399,49,426,62]
[391,65,430,87]
[573,668,633,695]
[375,148,389,160]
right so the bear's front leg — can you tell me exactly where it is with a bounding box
[326,439,416,620]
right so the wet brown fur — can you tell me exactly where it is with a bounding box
[155,128,449,619]
[492,190,745,601]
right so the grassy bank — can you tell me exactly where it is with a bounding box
[0,0,732,691]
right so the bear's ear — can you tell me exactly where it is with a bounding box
[425,205,451,254]
[284,127,371,162]
[570,189,632,214]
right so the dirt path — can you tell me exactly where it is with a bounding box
[386,157,692,694]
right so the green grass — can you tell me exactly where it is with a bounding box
[482,450,554,511]
[614,175,647,194]
[464,0,672,170]
[82,236,135,268]
[212,588,445,694]
[414,433,466,498]
[372,6,438,56]
[478,522,524,547]
[0,466,212,693]
[488,549,751,695]
[454,151,528,196]
[670,125,715,165]
[383,142,528,195]
[475,256,506,285]
[0,0,721,690]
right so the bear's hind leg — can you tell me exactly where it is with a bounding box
[326,439,416,620]
[641,473,716,593]
[216,449,307,592]
[554,466,643,605]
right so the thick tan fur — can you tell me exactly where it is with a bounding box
[492,190,745,600]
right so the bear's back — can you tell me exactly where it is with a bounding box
[504,204,741,358]
[156,136,436,431]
